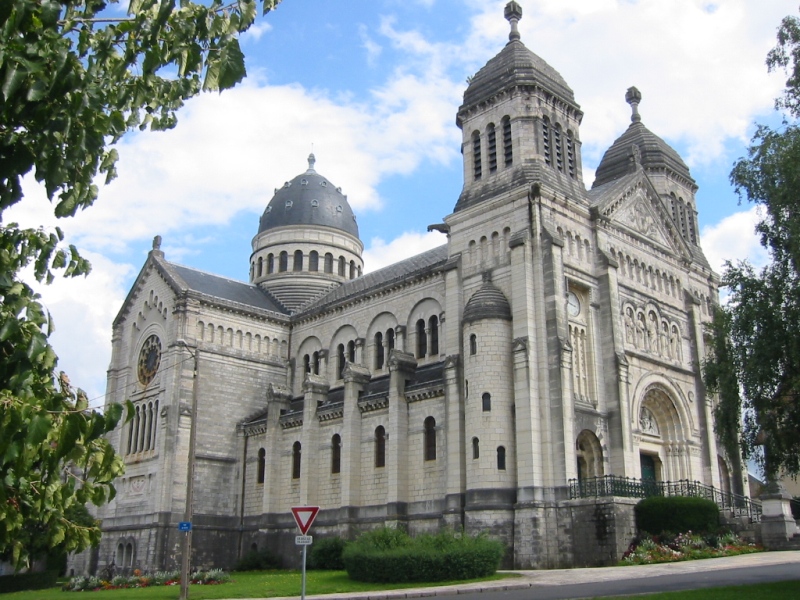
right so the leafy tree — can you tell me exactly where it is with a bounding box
[0,0,282,570]
[704,12,800,482]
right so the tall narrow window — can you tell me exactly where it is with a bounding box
[257,257,263,277]
[469,334,477,355]
[542,117,552,166]
[151,400,158,448]
[337,344,346,379]
[267,253,275,274]
[324,253,334,273]
[502,116,513,166]
[309,250,319,272]
[497,446,506,470]
[293,250,303,271]
[347,340,356,363]
[146,403,154,450]
[338,256,346,276]
[487,124,497,173]
[472,131,482,180]
[127,412,135,454]
[375,426,386,468]
[279,251,288,272]
[428,316,439,356]
[257,448,266,484]
[482,392,491,412]
[416,319,427,358]
[566,131,576,179]
[424,417,436,461]
[303,354,311,374]
[312,351,320,375]
[554,124,564,173]
[386,328,395,351]
[292,441,301,479]
[331,434,341,474]
[472,437,480,460]
[375,332,384,370]
[349,260,356,279]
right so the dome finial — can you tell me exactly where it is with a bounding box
[504,2,523,42]
[625,86,642,123]
[307,153,316,172]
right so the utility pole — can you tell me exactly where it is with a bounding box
[178,341,199,600]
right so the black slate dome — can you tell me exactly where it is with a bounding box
[463,275,512,324]
[592,87,695,189]
[461,2,575,114]
[258,154,359,238]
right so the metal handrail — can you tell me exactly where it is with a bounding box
[568,475,762,522]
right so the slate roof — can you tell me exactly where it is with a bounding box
[463,279,512,324]
[298,245,450,316]
[164,262,288,314]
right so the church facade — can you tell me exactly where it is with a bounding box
[83,2,744,573]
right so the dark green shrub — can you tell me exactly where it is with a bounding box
[342,528,503,583]
[309,536,347,570]
[233,548,280,571]
[0,570,58,594]
[635,496,720,535]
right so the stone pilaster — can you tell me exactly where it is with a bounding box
[386,349,417,526]
[341,363,371,509]
[300,375,328,505]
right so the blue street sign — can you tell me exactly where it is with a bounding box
[178,521,192,531]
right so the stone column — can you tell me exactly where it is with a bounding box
[300,375,328,505]
[386,350,417,527]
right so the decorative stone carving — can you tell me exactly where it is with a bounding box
[639,407,659,436]
[621,302,684,365]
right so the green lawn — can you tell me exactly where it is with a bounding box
[2,571,798,599]
[0,570,511,599]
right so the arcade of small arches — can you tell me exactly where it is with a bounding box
[114,539,136,571]
[669,192,698,245]
[250,249,362,281]
[196,321,288,358]
[466,227,512,269]
[556,226,593,264]
[541,116,577,179]
[125,399,159,457]
[609,246,683,300]
[621,302,684,363]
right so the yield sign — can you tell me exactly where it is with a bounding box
[291,506,320,535]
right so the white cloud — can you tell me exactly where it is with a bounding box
[242,21,273,42]
[363,231,447,273]
[700,206,770,274]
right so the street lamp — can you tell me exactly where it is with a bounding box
[176,340,199,600]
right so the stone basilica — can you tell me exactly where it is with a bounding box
[80,3,744,573]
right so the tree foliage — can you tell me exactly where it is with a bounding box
[705,12,800,481]
[0,0,282,570]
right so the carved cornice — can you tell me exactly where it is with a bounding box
[317,402,344,422]
[358,394,389,413]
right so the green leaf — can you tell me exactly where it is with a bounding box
[27,414,52,446]
[2,64,25,102]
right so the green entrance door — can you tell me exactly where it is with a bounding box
[640,454,659,496]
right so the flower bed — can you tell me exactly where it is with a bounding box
[621,531,763,565]
[62,568,231,591]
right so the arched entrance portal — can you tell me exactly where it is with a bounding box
[637,386,690,481]
[576,430,604,480]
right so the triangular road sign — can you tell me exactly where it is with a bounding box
[291,506,320,535]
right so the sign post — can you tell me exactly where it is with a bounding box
[291,506,319,600]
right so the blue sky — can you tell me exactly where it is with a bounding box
[11,0,796,404]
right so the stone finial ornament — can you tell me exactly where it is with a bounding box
[625,86,642,123]
[152,235,162,250]
[307,153,316,172]
[504,1,523,42]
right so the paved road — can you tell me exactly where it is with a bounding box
[249,550,800,600]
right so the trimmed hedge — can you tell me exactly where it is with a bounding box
[342,528,503,583]
[0,570,59,594]
[233,548,280,571]
[635,496,720,535]
[309,536,347,570]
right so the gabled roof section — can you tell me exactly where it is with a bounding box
[298,245,450,316]
[589,170,692,259]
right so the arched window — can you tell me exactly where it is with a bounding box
[312,351,320,375]
[309,251,319,272]
[116,543,124,567]
[469,334,477,355]
[349,260,355,279]
[416,319,427,358]
[472,437,480,459]
[338,256,346,276]
[566,131,576,178]
[337,344,346,379]
[257,257,263,277]
[292,441,301,479]
[303,354,311,374]
[151,400,158,449]
[124,543,133,567]
[374,332,384,370]
[324,253,334,273]
[375,426,386,468]
[472,131,482,180]
[293,250,303,272]
[502,116,513,166]
[145,402,154,450]
[267,253,275,274]
[132,405,140,453]
[542,117,552,166]
[428,315,439,356]
[482,392,491,412]
[331,434,341,474]
[487,123,497,172]
[424,416,436,461]
[257,448,266,484]
[554,123,564,173]
[279,251,288,272]
[127,411,135,455]
[386,328,395,351]
[347,340,356,363]
[497,446,506,470]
